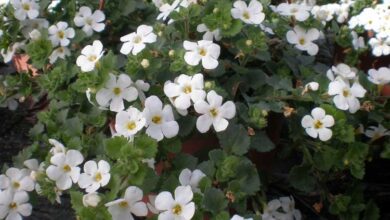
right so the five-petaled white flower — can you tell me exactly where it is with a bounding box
[328,79,366,113]
[46,149,84,190]
[115,107,146,138]
[96,73,139,112]
[179,168,206,193]
[368,37,390,57]
[83,192,101,207]
[367,67,390,85]
[301,107,335,141]
[157,0,180,22]
[49,46,71,64]
[231,0,265,25]
[48,138,66,155]
[0,190,32,220]
[0,167,34,192]
[326,63,357,81]
[155,185,195,220]
[48,22,75,47]
[183,40,221,69]
[164,73,206,110]
[365,124,390,141]
[76,40,104,72]
[276,3,311,21]
[74,6,106,36]
[120,25,157,55]
[105,186,148,220]
[11,0,39,21]
[196,24,222,41]
[78,160,111,193]
[134,80,150,102]
[142,96,179,141]
[194,90,236,133]
[286,26,320,56]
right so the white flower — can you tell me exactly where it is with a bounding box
[0,0,9,6]
[304,82,319,92]
[369,37,390,57]
[231,0,265,25]
[49,46,71,64]
[155,185,195,220]
[183,40,221,69]
[194,90,236,133]
[23,159,43,182]
[179,168,206,193]
[11,0,39,21]
[301,107,335,141]
[142,158,155,170]
[146,195,160,214]
[28,29,41,40]
[95,73,138,112]
[157,0,180,21]
[0,191,32,220]
[0,94,21,111]
[48,138,66,155]
[328,79,366,113]
[120,25,157,55]
[134,80,150,102]
[286,26,320,56]
[115,107,146,138]
[365,124,390,140]
[164,73,206,110]
[351,31,365,50]
[105,186,148,220]
[76,40,104,72]
[278,196,302,220]
[261,199,283,220]
[78,160,111,193]
[326,63,357,81]
[1,42,24,63]
[180,0,197,8]
[46,150,84,190]
[368,67,390,85]
[142,96,179,141]
[48,22,75,47]
[196,24,222,41]
[231,214,253,220]
[74,6,105,36]
[311,5,335,23]
[276,3,311,21]
[0,167,34,192]
[20,18,49,38]
[83,192,101,207]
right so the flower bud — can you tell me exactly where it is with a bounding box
[245,40,253,46]
[168,49,175,57]
[213,8,219,13]
[29,29,41,40]
[141,59,150,69]
[83,192,101,207]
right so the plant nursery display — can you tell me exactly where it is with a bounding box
[0,0,389,219]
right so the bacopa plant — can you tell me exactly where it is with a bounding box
[0,0,389,219]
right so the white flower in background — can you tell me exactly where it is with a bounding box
[286,26,320,56]
[326,63,357,81]
[196,24,222,41]
[0,94,21,111]
[48,138,66,155]
[369,37,390,57]
[134,80,150,101]
[180,0,197,8]
[115,107,146,138]
[351,31,365,50]
[231,0,265,25]
[278,196,302,220]
[368,67,390,85]
[146,195,160,214]
[301,107,335,141]
[83,192,101,207]
[95,73,138,112]
[23,158,43,182]
[0,0,9,6]
[152,0,163,8]
[164,73,206,110]
[157,0,180,22]
[194,90,236,133]
[231,215,253,220]
[48,21,75,47]
[49,46,71,64]
[120,25,157,55]
[76,40,104,72]
[74,6,105,36]
[365,124,390,141]
[179,168,206,193]
[261,199,283,220]
[183,40,221,69]
[105,186,148,220]
[311,5,335,23]
[0,167,34,192]
[142,96,179,141]
[11,0,39,20]
[0,191,32,220]
[328,79,366,113]
[78,160,111,193]
[28,29,41,40]
[304,82,319,91]
[20,18,49,38]
[1,42,24,63]
[46,149,84,190]
[155,185,195,220]
[276,3,311,21]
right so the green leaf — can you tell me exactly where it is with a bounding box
[288,164,316,192]
[250,131,275,152]
[329,195,351,214]
[202,187,228,214]
[344,142,369,179]
[104,136,129,159]
[134,134,158,159]
[26,38,52,69]
[313,146,337,171]
[380,143,390,159]
[363,200,380,220]
[217,123,250,156]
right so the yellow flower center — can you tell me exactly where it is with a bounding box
[58,47,64,53]
[133,35,142,44]
[57,31,65,39]
[342,89,350,97]
[113,87,121,95]
[86,18,93,25]
[22,3,30,11]
[127,121,136,130]
[290,8,298,14]
[242,11,250,20]
[9,202,17,210]
[199,47,207,56]
[63,164,71,172]
[183,86,192,94]
[12,181,20,189]
[210,108,218,117]
[172,204,182,215]
[88,55,97,62]
[119,201,128,208]
[152,115,162,124]
[94,172,102,182]
[314,120,323,129]
[299,38,306,45]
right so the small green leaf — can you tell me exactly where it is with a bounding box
[250,131,275,152]
[217,123,250,156]
[288,164,316,192]
[202,187,228,214]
